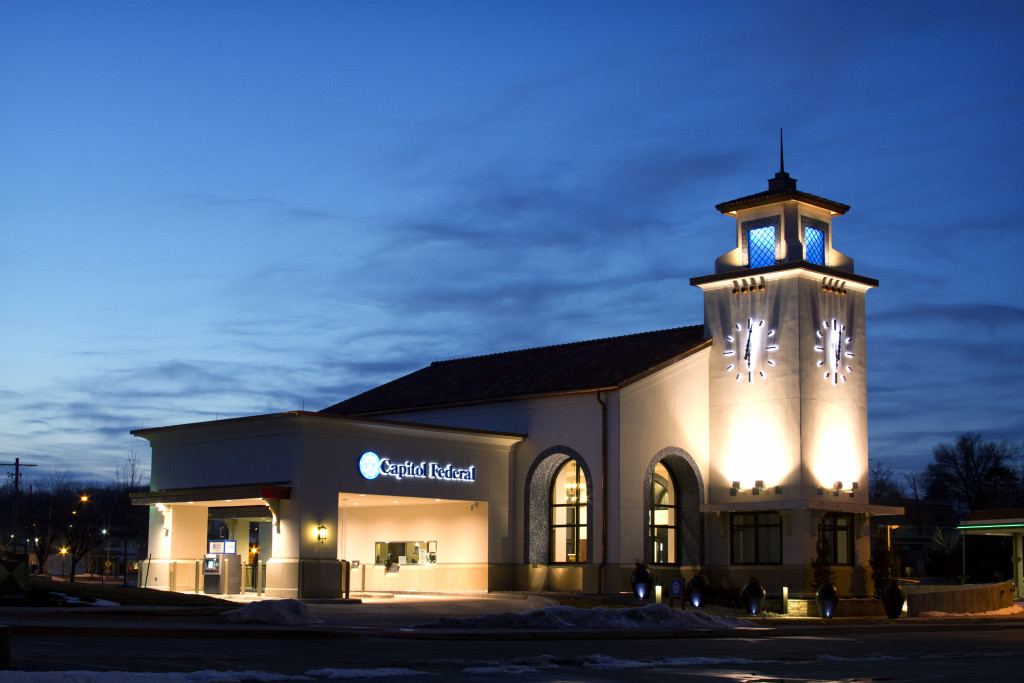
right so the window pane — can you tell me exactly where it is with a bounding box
[835,528,850,564]
[551,527,569,562]
[748,226,775,268]
[757,526,780,564]
[649,462,678,564]
[551,459,588,563]
[733,525,756,563]
[732,512,781,564]
[805,225,825,265]
[551,505,569,526]
[654,463,674,504]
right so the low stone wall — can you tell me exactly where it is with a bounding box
[906,582,1014,617]
[780,597,885,618]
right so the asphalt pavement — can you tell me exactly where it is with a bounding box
[4,594,1024,680]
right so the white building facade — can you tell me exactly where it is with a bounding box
[134,166,900,598]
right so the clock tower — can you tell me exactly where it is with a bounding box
[691,148,886,593]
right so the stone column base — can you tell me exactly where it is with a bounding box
[264,558,341,599]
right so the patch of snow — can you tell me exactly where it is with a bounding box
[52,592,120,607]
[222,599,324,625]
[419,602,754,630]
[919,604,1024,618]
[461,665,543,675]
[581,654,757,670]
[304,669,430,679]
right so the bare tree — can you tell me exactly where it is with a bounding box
[27,483,61,575]
[869,460,905,502]
[49,472,104,582]
[923,433,1021,519]
[115,448,147,585]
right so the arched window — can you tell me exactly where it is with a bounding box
[550,460,587,563]
[642,449,705,566]
[650,462,678,564]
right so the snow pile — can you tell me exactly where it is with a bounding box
[305,669,429,679]
[581,653,758,670]
[919,604,1024,618]
[54,592,120,607]
[419,602,755,630]
[461,653,758,675]
[222,599,324,625]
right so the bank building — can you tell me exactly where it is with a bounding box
[133,160,901,599]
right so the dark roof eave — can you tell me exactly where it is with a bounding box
[131,410,524,441]
[131,482,292,506]
[715,189,850,216]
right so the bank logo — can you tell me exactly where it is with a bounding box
[358,451,381,480]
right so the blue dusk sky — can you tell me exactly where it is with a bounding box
[2,1,1023,484]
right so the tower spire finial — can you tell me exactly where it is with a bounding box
[768,128,796,192]
[779,128,785,174]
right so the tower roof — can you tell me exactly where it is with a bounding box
[714,187,850,216]
[716,132,850,215]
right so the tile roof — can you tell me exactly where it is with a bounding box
[715,188,850,216]
[321,325,707,416]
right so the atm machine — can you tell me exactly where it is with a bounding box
[202,540,241,595]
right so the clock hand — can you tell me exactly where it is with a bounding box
[835,324,843,368]
[743,319,752,367]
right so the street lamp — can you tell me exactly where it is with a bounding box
[101,528,109,585]
[886,524,901,551]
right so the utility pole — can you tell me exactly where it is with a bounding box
[2,458,38,555]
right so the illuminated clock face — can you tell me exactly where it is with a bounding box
[724,317,778,383]
[816,318,853,384]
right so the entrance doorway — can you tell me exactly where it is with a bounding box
[208,506,273,592]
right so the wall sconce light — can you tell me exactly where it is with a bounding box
[155,503,171,536]
[316,524,327,544]
[818,481,858,497]
[733,479,779,496]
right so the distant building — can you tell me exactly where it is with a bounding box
[134,161,901,598]
[958,509,1024,596]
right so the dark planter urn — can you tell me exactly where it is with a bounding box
[882,581,905,619]
[741,577,766,615]
[815,583,839,619]
[630,566,655,600]
[686,575,709,609]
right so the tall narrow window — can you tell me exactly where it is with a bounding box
[818,513,853,565]
[550,460,587,563]
[730,512,782,565]
[805,225,825,265]
[747,226,776,268]
[650,462,678,563]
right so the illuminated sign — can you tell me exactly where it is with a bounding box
[358,451,475,482]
